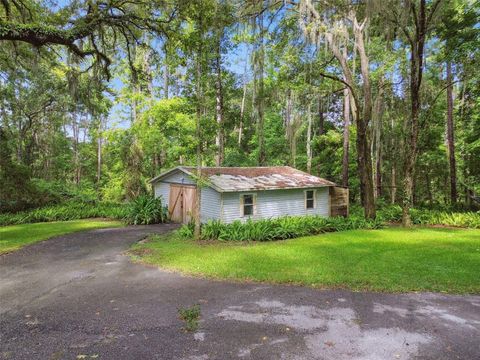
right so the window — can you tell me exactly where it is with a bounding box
[242,194,254,216]
[305,190,315,209]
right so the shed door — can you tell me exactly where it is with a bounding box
[169,184,197,223]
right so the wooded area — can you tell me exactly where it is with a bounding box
[0,0,479,224]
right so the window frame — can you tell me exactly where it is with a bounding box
[305,189,316,210]
[240,193,256,217]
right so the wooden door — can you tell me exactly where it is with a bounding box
[329,186,349,217]
[169,185,184,223]
[182,186,197,223]
[168,185,197,223]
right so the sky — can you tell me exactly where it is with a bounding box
[107,38,251,130]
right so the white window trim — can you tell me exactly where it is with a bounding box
[304,189,317,210]
[240,193,256,217]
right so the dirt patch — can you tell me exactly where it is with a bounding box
[129,248,153,257]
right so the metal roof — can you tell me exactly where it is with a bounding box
[151,166,336,192]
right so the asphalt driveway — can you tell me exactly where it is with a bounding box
[1,224,479,360]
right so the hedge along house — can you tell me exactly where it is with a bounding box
[150,166,349,224]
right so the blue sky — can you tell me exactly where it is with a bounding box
[107,39,251,129]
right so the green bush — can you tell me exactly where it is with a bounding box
[124,195,168,225]
[410,209,480,228]
[377,205,480,228]
[0,201,127,226]
[177,222,194,238]
[175,205,480,242]
[177,214,384,242]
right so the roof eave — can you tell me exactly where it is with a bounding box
[215,184,336,192]
[150,166,224,193]
[149,166,187,184]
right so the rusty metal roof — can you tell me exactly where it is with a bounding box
[151,166,336,192]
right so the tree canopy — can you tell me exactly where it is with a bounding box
[1,0,479,220]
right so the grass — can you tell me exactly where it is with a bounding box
[131,227,480,294]
[0,219,123,254]
[178,305,201,332]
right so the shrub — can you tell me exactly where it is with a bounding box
[376,205,404,223]
[177,214,384,242]
[410,209,480,228]
[0,201,127,226]
[177,223,194,238]
[124,195,168,225]
[377,205,480,228]
[177,206,479,242]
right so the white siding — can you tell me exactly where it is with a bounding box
[153,169,332,223]
[221,188,330,223]
[200,187,221,222]
[158,170,196,185]
[153,169,195,206]
[153,181,170,205]
[153,169,221,222]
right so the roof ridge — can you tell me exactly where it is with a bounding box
[150,165,337,190]
[181,165,291,168]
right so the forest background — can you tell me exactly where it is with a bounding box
[1,0,479,226]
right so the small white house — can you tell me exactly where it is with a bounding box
[150,166,348,224]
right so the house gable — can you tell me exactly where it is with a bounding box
[152,167,221,223]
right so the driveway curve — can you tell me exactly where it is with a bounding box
[1,224,479,360]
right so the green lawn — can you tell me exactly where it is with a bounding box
[0,219,123,254]
[131,227,480,294]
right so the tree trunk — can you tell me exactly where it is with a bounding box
[285,90,295,167]
[299,2,374,218]
[352,16,375,219]
[316,97,325,176]
[214,31,225,166]
[163,42,169,99]
[318,96,324,136]
[391,164,397,204]
[253,10,266,166]
[306,102,313,174]
[402,0,428,226]
[390,116,397,204]
[341,48,350,188]
[193,21,203,241]
[97,119,102,186]
[446,61,457,204]
[425,170,433,204]
[238,55,248,147]
[72,114,80,185]
[373,78,384,199]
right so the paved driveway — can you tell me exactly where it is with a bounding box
[1,225,479,360]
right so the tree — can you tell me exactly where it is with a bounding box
[298,0,376,219]
[213,1,235,166]
[381,0,444,225]
[437,0,479,205]
[243,0,267,165]
[0,0,178,80]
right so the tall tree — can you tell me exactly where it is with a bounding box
[397,0,442,225]
[438,0,479,205]
[213,1,233,166]
[299,0,376,219]
[341,47,350,188]
[247,0,267,165]
[445,61,457,204]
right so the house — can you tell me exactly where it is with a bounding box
[150,166,348,224]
